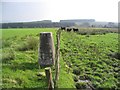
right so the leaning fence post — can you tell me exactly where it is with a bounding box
[45,67,54,90]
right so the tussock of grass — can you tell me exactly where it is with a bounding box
[2,48,15,62]
[17,36,38,51]
[2,40,11,48]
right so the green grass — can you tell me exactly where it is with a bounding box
[1,28,119,89]
[1,28,75,88]
[60,31,119,89]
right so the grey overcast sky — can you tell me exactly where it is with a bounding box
[1,0,119,23]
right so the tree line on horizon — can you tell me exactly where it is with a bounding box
[0,19,118,28]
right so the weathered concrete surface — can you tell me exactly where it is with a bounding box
[38,32,55,67]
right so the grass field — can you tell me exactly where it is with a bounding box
[1,28,120,89]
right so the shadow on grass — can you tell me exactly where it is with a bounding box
[3,62,39,71]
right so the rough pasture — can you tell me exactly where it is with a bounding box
[1,28,119,89]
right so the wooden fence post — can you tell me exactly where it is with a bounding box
[45,67,54,90]
[54,29,61,88]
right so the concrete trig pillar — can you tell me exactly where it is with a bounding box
[38,32,55,67]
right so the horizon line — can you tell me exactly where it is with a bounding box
[1,19,118,23]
